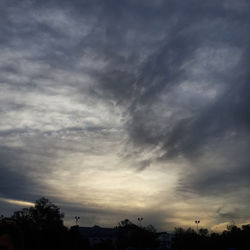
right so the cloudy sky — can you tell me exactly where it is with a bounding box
[0,0,250,231]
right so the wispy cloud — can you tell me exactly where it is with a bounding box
[0,0,249,230]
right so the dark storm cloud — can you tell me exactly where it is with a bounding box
[86,0,249,144]
[83,0,250,198]
[0,166,37,201]
[0,146,43,201]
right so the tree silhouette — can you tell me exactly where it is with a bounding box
[12,197,64,229]
[115,219,158,250]
[6,197,67,250]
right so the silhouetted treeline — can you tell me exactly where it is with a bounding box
[115,219,158,250]
[0,198,158,250]
[1,197,250,250]
[172,225,250,250]
[0,197,89,250]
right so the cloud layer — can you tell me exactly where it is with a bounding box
[0,0,249,231]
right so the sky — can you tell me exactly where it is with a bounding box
[0,0,250,232]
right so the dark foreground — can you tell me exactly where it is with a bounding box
[1,198,249,250]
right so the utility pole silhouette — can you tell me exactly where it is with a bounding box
[195,220,200,232]
[138,217,143,227]
[74,216,80,226]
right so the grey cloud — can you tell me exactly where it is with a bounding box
[0,0,250,229]
[85,0,250,201]
[0,146,43,201]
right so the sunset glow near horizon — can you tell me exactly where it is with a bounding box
[0,0,250,232]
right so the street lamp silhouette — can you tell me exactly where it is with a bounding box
[138,217,143,227]
[74,216,80,226]
[195,220,200,232]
